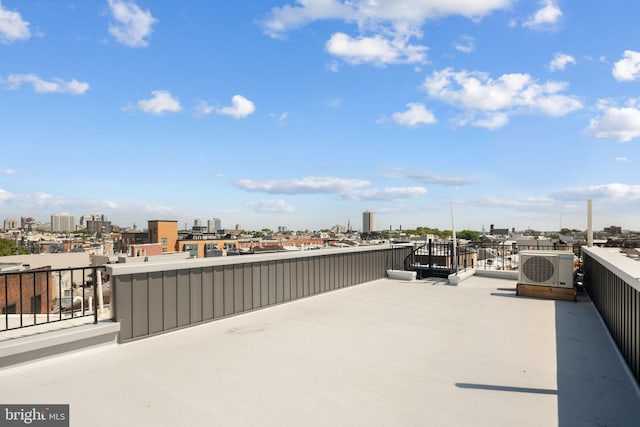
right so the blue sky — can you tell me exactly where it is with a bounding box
[1,0,639,232]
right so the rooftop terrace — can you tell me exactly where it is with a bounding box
[1,269,638,426]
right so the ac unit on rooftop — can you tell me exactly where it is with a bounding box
[518,251,574,288]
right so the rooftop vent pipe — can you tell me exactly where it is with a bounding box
[587,199,593,247]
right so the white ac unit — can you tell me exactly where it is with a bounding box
[518,251,574,288]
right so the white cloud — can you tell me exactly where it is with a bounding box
[262,0,353,38]
[325,32,427,65]
[481,195,555,209]
[263,1,509,70]
[552,184,640,201]
[0,188,15,201]
[4,74,90,94]
[470,112,509,130]
[262,0,512,38]
[236,176,370,194]
[327,61,339,72]
[587,102,640,142]
[1,168,16,175]
[382,169,473,186]
[612,50,640,82]
[375,204,421,214]
[549,53,576,71]
[0,189,121,212]
[342,186,427,201]
[268,112,289,125]
[422,68,582,129]
[391,103,436,127]
[0,1,30,43]
[237,175,425,202]
[130,90,182,115]
[615,157,629,162]
[523,0,562,30]
[454,34,474,53]
[217,95,255,119]
[194,99,214,117]
[107,0,157,48]
[245,199,295,214]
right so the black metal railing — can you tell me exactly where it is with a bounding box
[404,242,427,275]
[583,250,639,385]
[404,240,579,279]
[471,241,577,271]
[1,266,107,332]
[404,240,459,278]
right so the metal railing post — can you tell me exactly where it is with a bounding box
[428,239,433,277]
[4,276,8,330]
[19,272,23,327]
[94,267,98,324]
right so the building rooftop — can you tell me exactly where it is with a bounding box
[1,274,638,426]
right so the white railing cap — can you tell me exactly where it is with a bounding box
[106,243,413,276]
[582,246,640,291]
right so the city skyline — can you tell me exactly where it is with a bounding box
[1,209,635,234]
[1,1,639,231]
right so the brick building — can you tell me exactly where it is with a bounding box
[0,267,54,314]
[148,220,179,254]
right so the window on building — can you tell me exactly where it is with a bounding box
[162,248,167,253]
[31,295,42,314]
[183,244,198,258]
[1,303,17,314]
[161,238,167,245]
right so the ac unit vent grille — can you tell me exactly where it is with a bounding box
[522,256,555,283]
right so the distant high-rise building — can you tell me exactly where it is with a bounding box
[194,218,203,227]
[277,226,287,233]
[86,220,112,234]
[80,214,105,228]
[207,218,221,233]
[362,211,374,233]
[21,217,36,230]
[80,215,92,227]
[51,213,75,233]
[235,224,242,231]
[3,219,17,231]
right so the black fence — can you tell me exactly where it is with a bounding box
[583,249,639,385]
[404,240,579,279]
[404,241,457,278]
[1,266,106,332]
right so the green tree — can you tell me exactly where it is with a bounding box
[456,230,481,241]
[401,227,453,239]
[0,238,30,256]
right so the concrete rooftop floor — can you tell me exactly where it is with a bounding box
[1,276,639,426]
